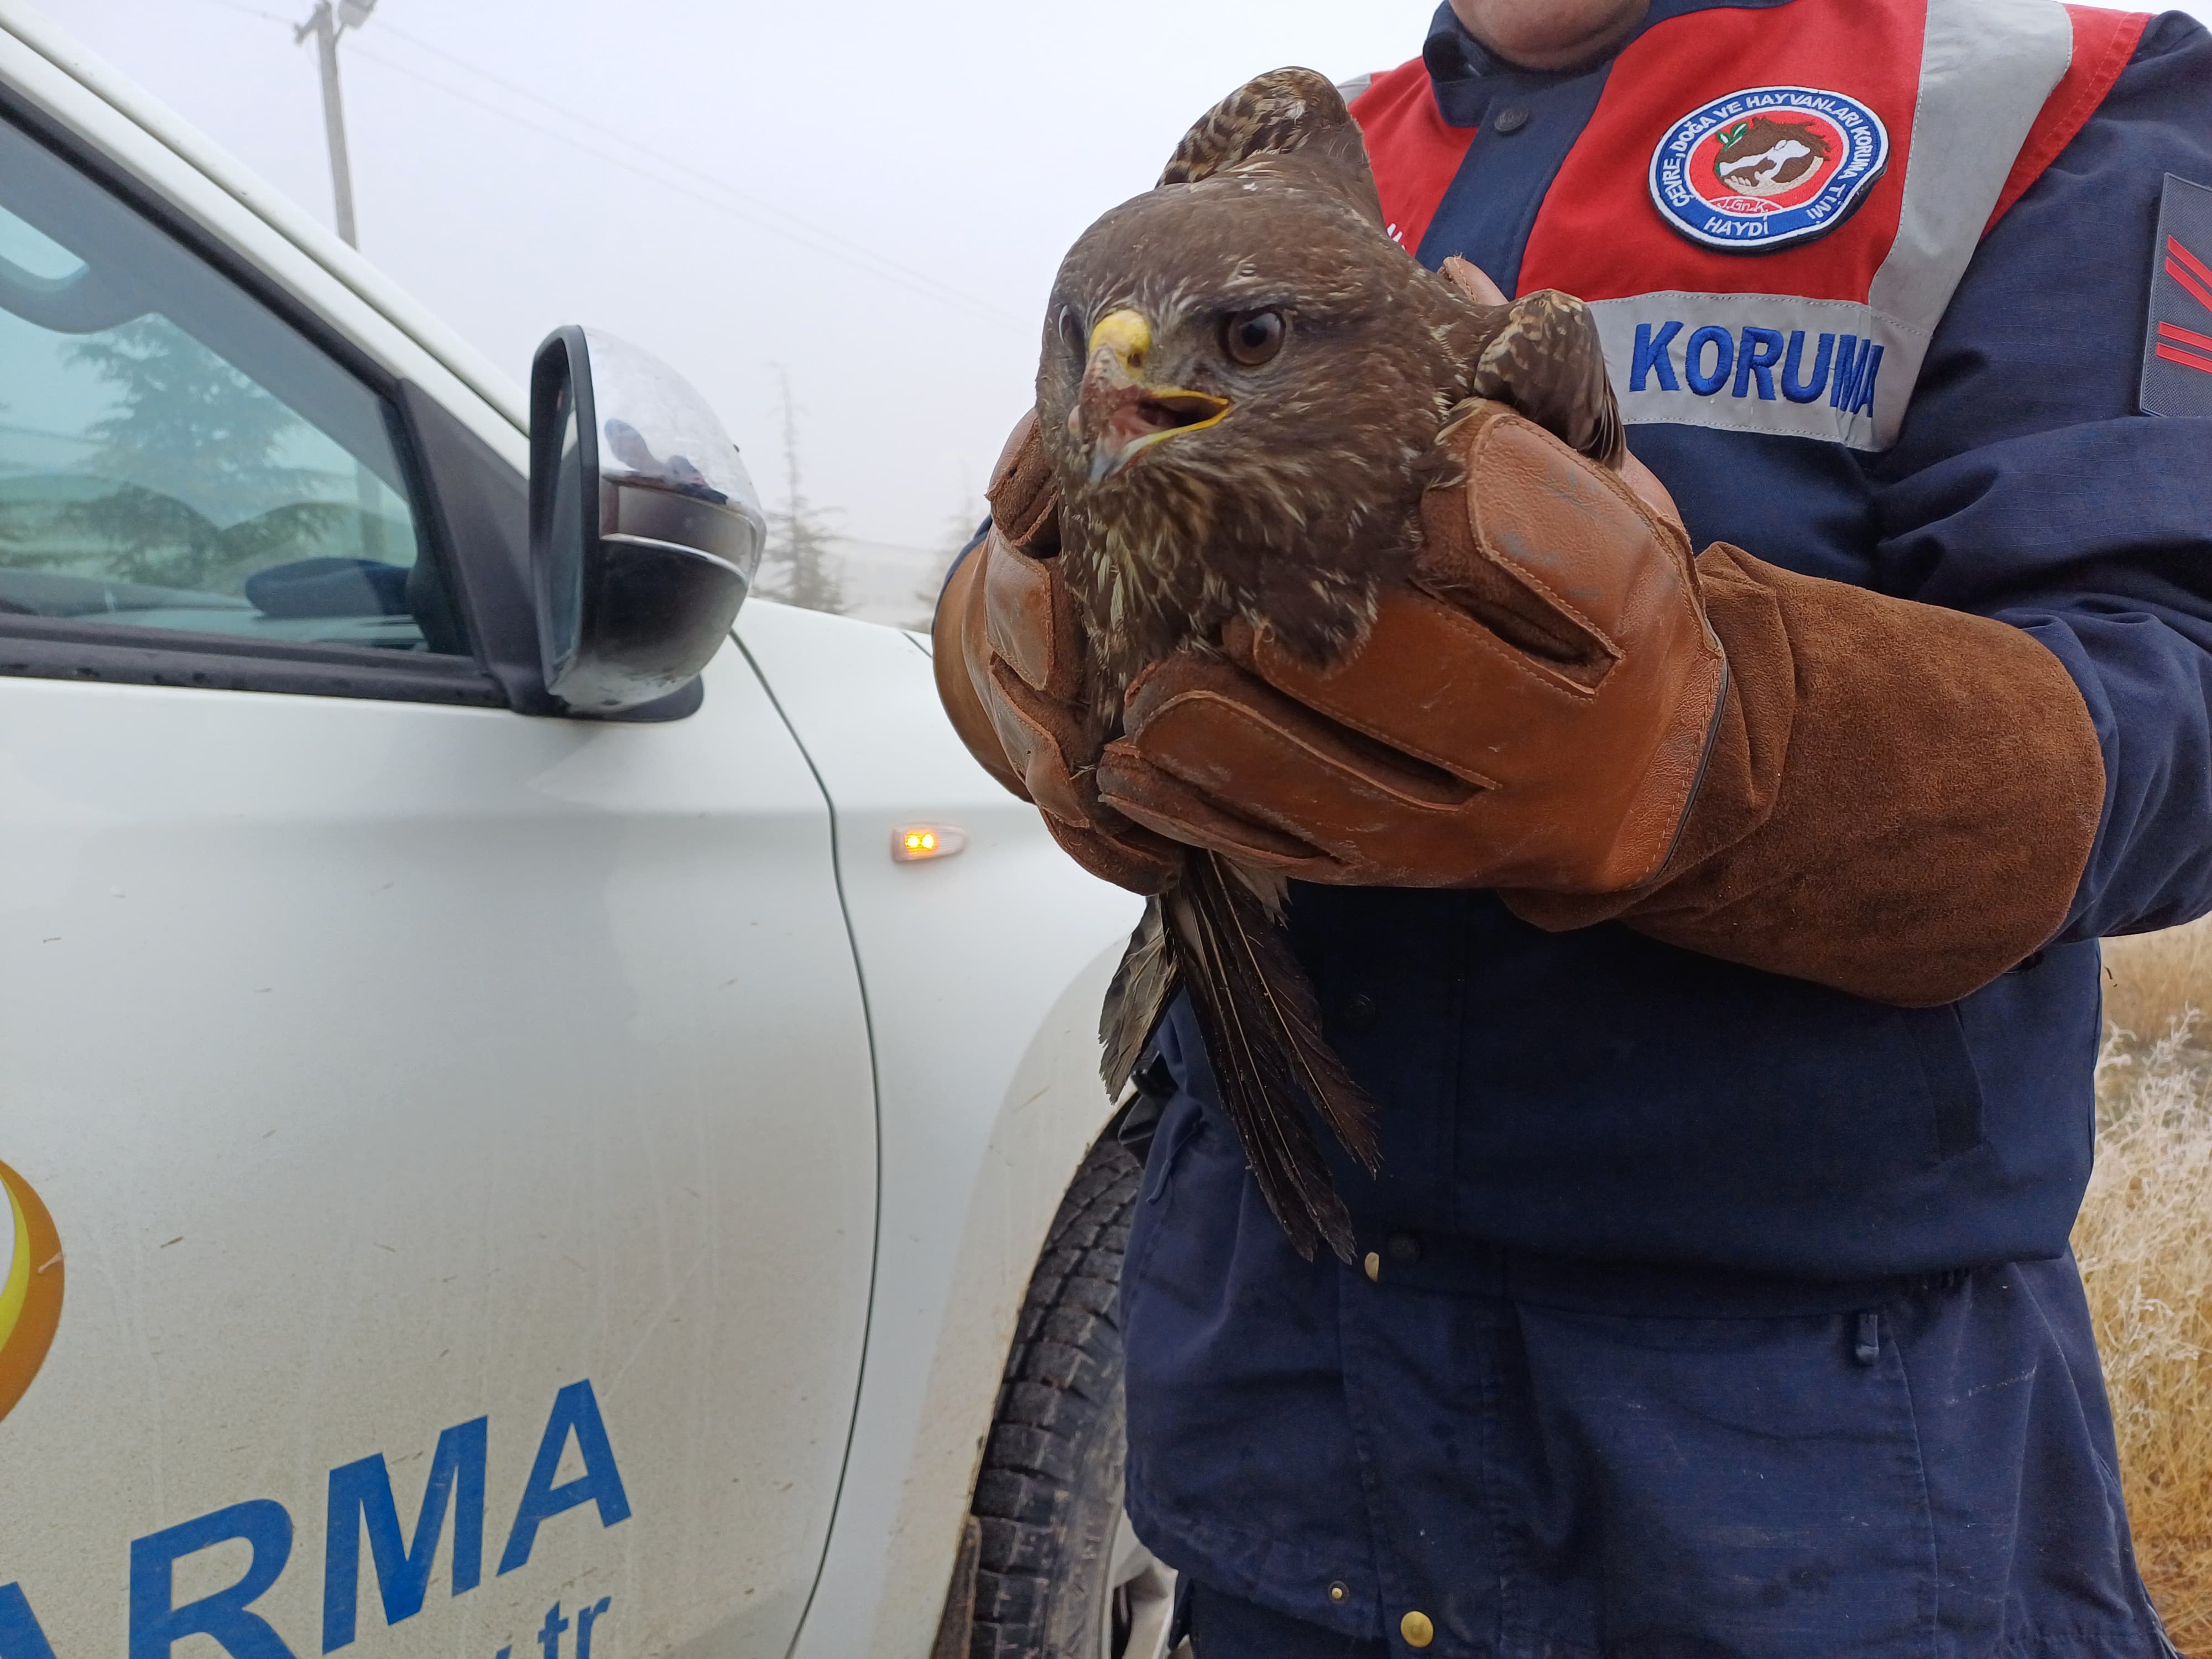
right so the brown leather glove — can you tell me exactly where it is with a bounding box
[932,414,1180,893]
[1093,400,1730,893]
[1088,398,2105,1006]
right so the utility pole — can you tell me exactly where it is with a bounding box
[296,0,384,561]
[294,0,377,248]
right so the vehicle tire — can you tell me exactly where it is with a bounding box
[967,1135,1179,1659]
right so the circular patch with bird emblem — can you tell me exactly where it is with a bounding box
[1648,86,1889,254]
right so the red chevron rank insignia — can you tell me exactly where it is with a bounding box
[2142,174,2212,416]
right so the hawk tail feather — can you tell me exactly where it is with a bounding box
[1161,851,1377,1263]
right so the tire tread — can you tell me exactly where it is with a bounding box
[966,1136,1142,1659]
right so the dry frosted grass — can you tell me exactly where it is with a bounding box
[2104,920,2212,1047]
[2081,914,2212,1651]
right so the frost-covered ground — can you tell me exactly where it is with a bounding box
[2085,922,2212,1652]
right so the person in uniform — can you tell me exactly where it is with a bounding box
[934,0,2212,1652]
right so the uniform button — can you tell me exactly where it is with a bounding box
[1401,1609,1436,1647]
[1494,105,1530,134]
[1363,1251,1382,1282]
[1338,992,1378,1031]
[1328,1580,1350,1604]
[1387,1230,1423,1265]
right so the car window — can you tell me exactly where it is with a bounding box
[0,113,457,655]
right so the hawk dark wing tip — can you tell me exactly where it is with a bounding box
[1467,289,1627,468]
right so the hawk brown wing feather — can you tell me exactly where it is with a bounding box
[1157,67,1385,233]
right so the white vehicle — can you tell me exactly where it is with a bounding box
[0,11,1172,1657]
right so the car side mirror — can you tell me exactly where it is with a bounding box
[528,326,765,713]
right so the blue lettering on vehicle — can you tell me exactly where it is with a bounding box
[323,1416,488,1651]
[0,1583,61,1659]
[534,1603,567,1659]
[1628,320,1882,416]
[129,1501,295,1659]
[4,1380,648,1659]
[576,1597,613,1659]
[497,1380,633,1575]
[510,1598,613,1659]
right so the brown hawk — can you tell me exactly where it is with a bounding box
[1035,66,1624,1260]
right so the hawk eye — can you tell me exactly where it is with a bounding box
[1223,309,1286,366]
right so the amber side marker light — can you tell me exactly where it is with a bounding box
[891,825,969,863]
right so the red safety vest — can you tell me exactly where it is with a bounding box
[1350,0,2148,451]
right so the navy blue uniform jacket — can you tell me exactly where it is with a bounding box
[1116,3,2212,1654]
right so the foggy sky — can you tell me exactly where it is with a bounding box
[27,0,2210,549]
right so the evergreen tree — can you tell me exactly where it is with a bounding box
[755,369,849,615]
[910,488,984,630]
[60,320,334,591]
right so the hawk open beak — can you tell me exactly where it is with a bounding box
[1071,309,1230,483]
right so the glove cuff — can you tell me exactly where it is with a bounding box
[1506,544,2106,1007]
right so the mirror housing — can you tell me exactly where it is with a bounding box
[528,326,765,714]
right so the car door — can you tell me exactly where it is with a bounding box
[0,78,875,1659]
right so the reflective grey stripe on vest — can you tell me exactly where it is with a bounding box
[1589,0,2074,451]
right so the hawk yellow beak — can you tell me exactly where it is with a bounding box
[1074,308,1230,483]
[1089,309,1153,365]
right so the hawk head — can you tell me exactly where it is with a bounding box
[1037,69,1486,681]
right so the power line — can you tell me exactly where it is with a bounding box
[372,15,928,272]
[182,0,1029,331]
[194,0,292,22]
[339,40,1025,330]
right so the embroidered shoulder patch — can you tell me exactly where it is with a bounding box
[1649,86,1888,254]
[2143,174,2212,418]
